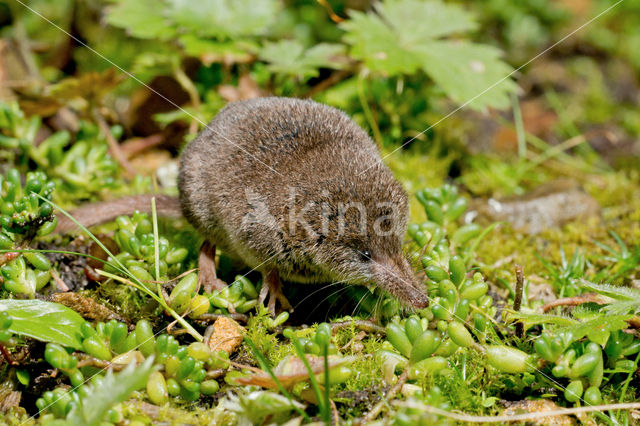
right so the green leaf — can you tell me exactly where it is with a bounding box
[417,41,517,110]
[66,356,155,426]
[0,300,85,349]
[481,396,498,407]
[378,0,477,41]
[16,369,29,386]
[506,312,576,331]
[341,0,516,110]
[131,52,179,81]
[341,11,422,76]
[581,281,640,301]
[259,40,347,80]
[581,281,640,315]
[562,315,630,346]
[106,0,174,40]
[179,35,256,65]
[166,0,279,39]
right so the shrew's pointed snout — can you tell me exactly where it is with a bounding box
[371,255,429,309]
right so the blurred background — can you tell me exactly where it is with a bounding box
[1,1,638,181]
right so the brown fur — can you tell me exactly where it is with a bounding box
[179,97,428,308]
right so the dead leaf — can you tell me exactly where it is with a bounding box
[49,69,122,104]
[0,391,21,412]
[208,316,245,354]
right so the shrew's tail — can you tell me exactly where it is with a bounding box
[55,194,181,234]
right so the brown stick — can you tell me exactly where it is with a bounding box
[541,293,608,312]
[50,269,70,292]
[0,343,17,366]
[514,265,524,338]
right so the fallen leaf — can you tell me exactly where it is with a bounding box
[208,316,245,354]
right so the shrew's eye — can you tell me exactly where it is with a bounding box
[359,250,372,261]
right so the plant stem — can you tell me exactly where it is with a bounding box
[512,93,526,161]
[357,73,383,147]
[93,108,137,176]
[514,264,524,338]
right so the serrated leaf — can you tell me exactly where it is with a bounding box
[580,281,640,315]
[418,41,517,110]
[561,315,630,346]
[604,300,640,315]
[378,0,477,42]
[166,0,279,39]
[581,281,640,301]
[341,11,422,76]
[506,312,576,331]
[0,299,85,349]
[341,0,516,110]
[106,0,174,40]
[66,356,155,426]
[259,40,347,80]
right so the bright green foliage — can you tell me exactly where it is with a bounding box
[0,300,85,349]
[41,319,230,406]
[167,0,279,39]
[105,0,176,40]
[0,102,41,151]
[486,345,532,374]
[0,102,119,199]
[524,303,639,405]
[0,169,55,236]
[1,255,51,296]
[341,0,517,110]
[219,390,305,425]
[582,281,640,316]
[283,323,354,422]
[0,311,13,343]
[259,40,346,81]
[593,231,640,283]
[106,0,279,51]
[538,249,587,297]
[0,168,57,295]
[392,387,453,425]
[166,269,261,317]
[38,356,154,425]
[105,212,189,282]
[408,183,488,263]
[206,275,259,314]
[296,322,339,357]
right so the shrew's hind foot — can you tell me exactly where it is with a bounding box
[198,241,227,294]
[259,269,293,317]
